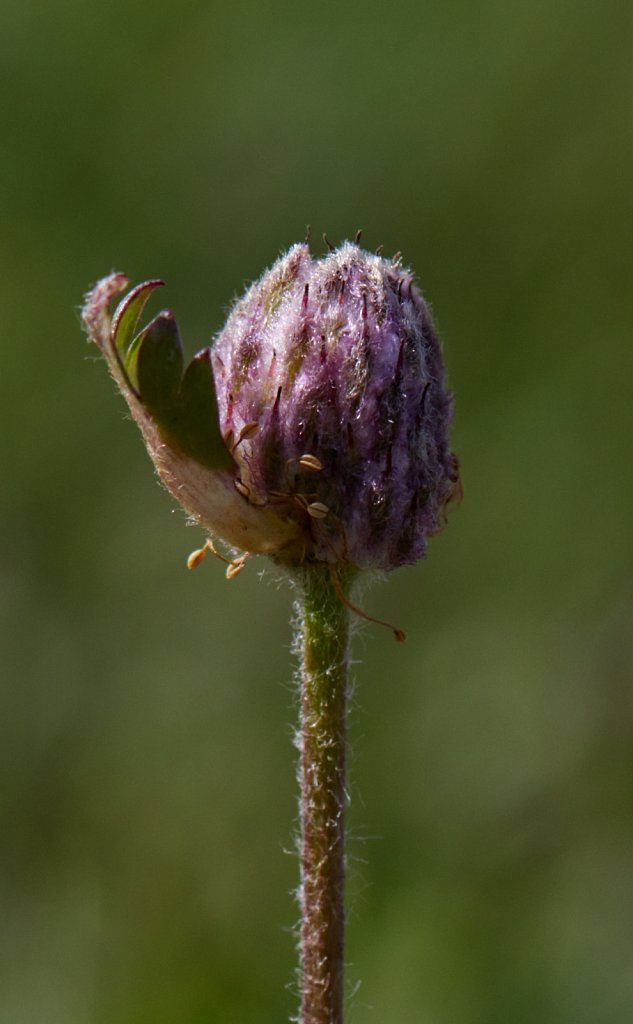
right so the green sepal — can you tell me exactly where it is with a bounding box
[111,279,164,385]
[158,350,234,471]
[110,280,233,472]
[125,311,184,413]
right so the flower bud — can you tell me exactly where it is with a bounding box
[83,241,458,571]
[213,242,458,570]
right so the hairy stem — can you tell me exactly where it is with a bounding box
[295,564,352,1024]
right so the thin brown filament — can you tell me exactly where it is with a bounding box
[329,565,406,643]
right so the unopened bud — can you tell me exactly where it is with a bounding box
[212,241,459,569]
[83,240,458,571]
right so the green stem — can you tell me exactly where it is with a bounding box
[295,564,352,1024]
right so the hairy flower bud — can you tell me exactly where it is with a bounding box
[213,242,458,570]
[83,241,458,571]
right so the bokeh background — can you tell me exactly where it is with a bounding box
[2,1,633,1021]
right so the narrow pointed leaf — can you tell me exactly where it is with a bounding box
[126,311,184,413]
[111,279,164,373]
[162,350,234,470]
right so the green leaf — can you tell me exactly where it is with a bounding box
[161,350,234,471]
[111,279,164,383]
[109,280,232,472]
[126,311,184,413]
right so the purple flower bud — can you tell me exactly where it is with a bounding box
[83,241,458,572]
[213,242,458,570]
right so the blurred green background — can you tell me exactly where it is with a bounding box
[2,0,633,1021]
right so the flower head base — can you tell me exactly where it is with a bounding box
[83,241,458,572]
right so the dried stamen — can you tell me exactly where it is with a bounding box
[307,501,329,519]
[296,454,323,472]
[186,545,209,570]
[231,420,259,452]
[186,539,250,580]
